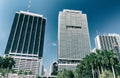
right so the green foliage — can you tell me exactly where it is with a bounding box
[118,75,120,78]
[1,71,5,77]
[0,68,4,73]
[36,75,40,78]
[24,71,28,75]
[58,49,120,78]
[29,71,33,75]
[10,69,17,73]
[99,70,113,78]
[57,71,63,78]
[115,64,120,76]
[51,71,58,76]
[18,70,23,75]
[0,56,3,68]
[0,56,16,78]
[0,55,16,70]
[76,49,120,78]
[58,69,75,78]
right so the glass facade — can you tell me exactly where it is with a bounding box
[5,11,46,58]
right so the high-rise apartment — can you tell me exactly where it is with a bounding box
[4,11,46,75]
[58,9,91,70]
[95,34,120,60]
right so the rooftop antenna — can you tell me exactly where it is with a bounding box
[27,0,31,12]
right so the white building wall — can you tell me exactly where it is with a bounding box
[12,56,41,75]
[95,34,120,60]
[58,9,91,70]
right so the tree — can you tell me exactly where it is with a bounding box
[99,70,114,78]
[76,56,93,78]
[57,69,75,78]
[96,50,104,73]
[108,50,118,78]
[36,75,40,78]
[58,49,120,78]
[24,71,28,75]
[75,49,120,78]
[2,55,16,69]
[0,55,16,78]
[0,56,3,68]
[10,69,17,73]
[115,64,120,77]
[58,71,63,78]
[28,71,33,75]
[18,70,23,75]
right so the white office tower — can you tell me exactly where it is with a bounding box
[95,34,120,60]
[58,9,91,70]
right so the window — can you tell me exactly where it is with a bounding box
[66,25,81,30]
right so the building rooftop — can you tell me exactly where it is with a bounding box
[17,11,44,18]
[96,33,120,37]
[63,9,82,13]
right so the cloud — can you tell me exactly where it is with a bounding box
[52,43,57,47]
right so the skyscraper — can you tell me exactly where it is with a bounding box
[95,34,120,60]
[58,9,91,70]
[4,11,46,75]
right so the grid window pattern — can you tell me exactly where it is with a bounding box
[58,10,91,70]
[95,34,120,60]
[13,57,40,75]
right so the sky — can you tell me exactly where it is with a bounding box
[0,0,120,74]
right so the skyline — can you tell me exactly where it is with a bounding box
[0,0,120,73]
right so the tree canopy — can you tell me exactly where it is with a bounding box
[58,49,120,78]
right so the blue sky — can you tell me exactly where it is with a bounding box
[0,0,120,73]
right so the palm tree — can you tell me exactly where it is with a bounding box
[96,50,102,76]
[99,49,118,78]
[96,50,110,73]
[80,58,92,78]
[115,64,120,77]
[75,49,120,78]
[76,53,97,78]
[88,53,97,78]
[99,70,114,78]
[76,63,84,78]
[102,50,110,70]
[63,70,74,78]
[108,50,118,78]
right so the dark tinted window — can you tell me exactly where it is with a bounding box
[5,13,19,54]
[11,14,24,52]
[23,16,33,53]
[18,15,29,53]
[28,17,38,54]
[34,17,42,54]
[39,19,46,57]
